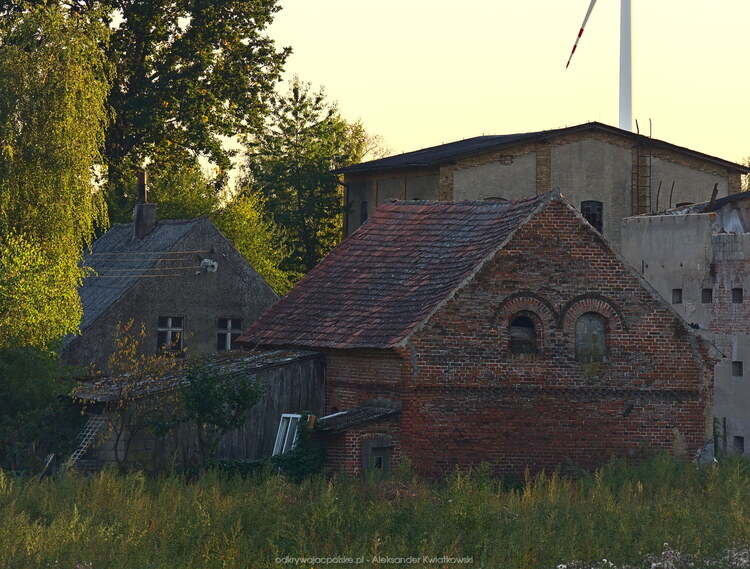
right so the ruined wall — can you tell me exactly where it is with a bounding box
[622,211,750,456]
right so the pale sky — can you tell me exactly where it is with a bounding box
[268,0,750,165]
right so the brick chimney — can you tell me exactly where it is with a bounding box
[133,171,157,238]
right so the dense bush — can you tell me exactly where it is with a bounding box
[2,454,750,568]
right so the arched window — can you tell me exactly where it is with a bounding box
[510,315,537,354]
[575,312,606,363]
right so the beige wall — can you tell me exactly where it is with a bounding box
[651,157,729,210]
[452,153,536,201]
[551,139,632,249]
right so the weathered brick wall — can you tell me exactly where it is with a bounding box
[321,418,401,476]
[398,199,714,478]
[323,350,405,413]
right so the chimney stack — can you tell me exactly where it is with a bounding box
[133,171,157,238]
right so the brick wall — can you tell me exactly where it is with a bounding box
[401,200,713,477]
[323,350,405,413]
[324,198,714,479]
[321,418,401,476]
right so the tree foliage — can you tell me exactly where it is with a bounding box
[97,0,289,222]
[147,357,264,469]
[0,341,83,472]
[0,3,110,348]
[178,358,264,467]
[242,77,370,275]
[212,192,292,294]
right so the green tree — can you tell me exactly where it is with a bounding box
[0,0,290,222]
[0,3,110,348]
[148,357,264,469]
[212,192,293,294]
[146,162,223,220]
[0,342,83,472]
[242,77,369,274]
[99,0,289,222]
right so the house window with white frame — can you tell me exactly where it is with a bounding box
[217,318,243,351]
[157,316,183,353]
[273,414,302,456]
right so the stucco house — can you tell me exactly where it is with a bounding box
[238,189,716,478]
[339,122,750,251]
[63,177,278,373]
[622,190,750,457]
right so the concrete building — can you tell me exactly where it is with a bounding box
[622,191,750,456]
[239,189,715,479]
[339,122,750,251]
[63,181,278,373]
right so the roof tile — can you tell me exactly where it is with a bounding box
[237,194,549,349]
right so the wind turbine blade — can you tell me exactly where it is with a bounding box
[566,0,599,69]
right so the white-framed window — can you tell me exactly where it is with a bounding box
[157,316,183,352]
[272,414,302,456]
[217,318,243,351]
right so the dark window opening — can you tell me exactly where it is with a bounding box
[581,200,604,233]
[360,201,368,225]
[217,318,243,351]
[672,289,683,304]
[734,435,745,455]
[362,437,392,477]
[575,312,606,363]
[701,288,713,304]
[733,361,744,377]
[733,288,744,304]
[510,315,537,354]
[157,316,183,353]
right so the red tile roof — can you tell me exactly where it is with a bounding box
[237,191,554,350]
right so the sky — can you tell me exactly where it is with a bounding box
[267,0,750,165]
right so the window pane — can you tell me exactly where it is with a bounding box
[733,288,744,304]
[171,317,183,328]
[576,312,606,363]
[158,316,169,328]
[218,318,228,329]
[510,316,536,354]
[284,417,300,451]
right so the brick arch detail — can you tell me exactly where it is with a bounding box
[494,293,558,328]
[561,295,626,334]
[494,293,557,353]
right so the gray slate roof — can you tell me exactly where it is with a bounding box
[71,218,202,342]
[336,122,750,175]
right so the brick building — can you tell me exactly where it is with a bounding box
[339,122,750,251]
[239,189,716,478]
[622,191,750,456]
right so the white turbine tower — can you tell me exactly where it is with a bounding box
[566,0,632,132]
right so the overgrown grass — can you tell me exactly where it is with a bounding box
[2,454,750,568]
